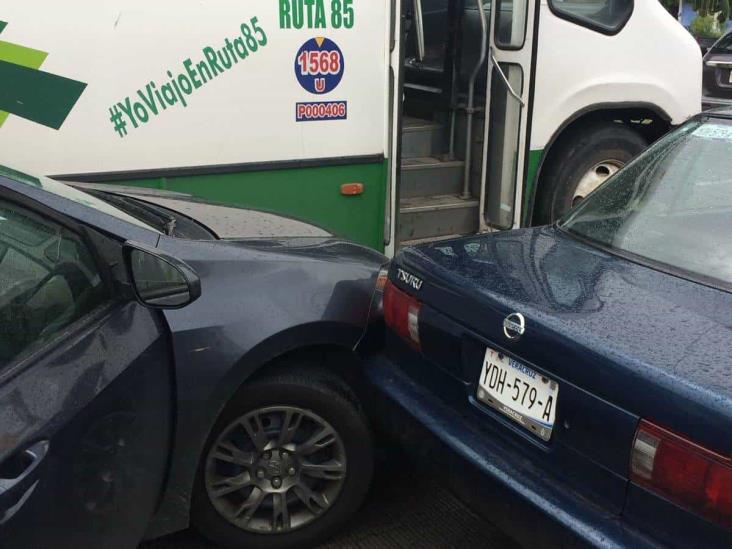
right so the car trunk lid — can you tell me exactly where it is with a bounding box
[390,227,732,513]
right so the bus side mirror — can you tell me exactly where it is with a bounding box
[123,242,201,309]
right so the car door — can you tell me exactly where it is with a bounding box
[0,191,174,548]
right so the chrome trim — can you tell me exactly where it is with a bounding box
[503,312,526,340]
[412,0,425,62]
[705,60,732,69]
[461,0,490,199]
[490,50,526,107]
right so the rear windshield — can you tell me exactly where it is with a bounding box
[560,119,732,289]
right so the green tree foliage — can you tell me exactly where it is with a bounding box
[694,0,730,24]
[691,13,722,36]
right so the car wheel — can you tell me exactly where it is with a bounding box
[535,123,647,224]
[192,369,373,549]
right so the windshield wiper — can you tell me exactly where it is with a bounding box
[87,190,178,235]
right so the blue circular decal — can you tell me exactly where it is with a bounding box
[294,37,345,95]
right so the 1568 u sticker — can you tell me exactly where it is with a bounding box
[294,37,347,121]
[294,37,344,94]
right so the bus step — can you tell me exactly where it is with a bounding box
[401,157,465,198]
[402,117,445,159]
[398,194,479,241]
[399,233,467,248]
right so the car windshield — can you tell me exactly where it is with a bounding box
[0,165,159,233]
[560,118,732,289]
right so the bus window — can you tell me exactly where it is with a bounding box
[485,63,523,230]
[495,0,528,49]
[548,0,633,34]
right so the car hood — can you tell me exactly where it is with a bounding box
[155,232,386,359]
[70,183,331,239]
[397,227,732,446]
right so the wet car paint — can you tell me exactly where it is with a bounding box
[148,235,383,537]
[0,302,173,548]
[0,173,385,546]
[409,228,732,452]
[363,224,731,548]
[69,183,333,239]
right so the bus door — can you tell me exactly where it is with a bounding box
[479,0,537,231]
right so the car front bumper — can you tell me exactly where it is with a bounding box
[361,353,659,549]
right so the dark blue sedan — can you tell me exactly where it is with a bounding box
[362,112,732,547]
[0,165,385,549]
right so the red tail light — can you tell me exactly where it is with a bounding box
[631,420,732,530]
[383,280,421,349]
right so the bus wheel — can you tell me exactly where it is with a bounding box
[535,123,647,224]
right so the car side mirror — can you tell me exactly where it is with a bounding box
[123,242,201,309]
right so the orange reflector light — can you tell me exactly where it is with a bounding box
[341,183,364,196]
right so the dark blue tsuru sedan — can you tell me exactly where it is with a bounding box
[363,112,732,547]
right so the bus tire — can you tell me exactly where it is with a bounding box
[535,123,647,224]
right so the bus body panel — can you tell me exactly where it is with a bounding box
[530,0,701,154]
[0,0,393,249]
[0,0,703,252]
[519,0,700,226]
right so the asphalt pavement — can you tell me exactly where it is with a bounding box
[141,449,520,549]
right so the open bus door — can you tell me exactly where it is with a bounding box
[394,0,537,249]
[479,0,537,232]
[385,0,404,258]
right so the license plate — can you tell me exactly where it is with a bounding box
[477,347,559,441]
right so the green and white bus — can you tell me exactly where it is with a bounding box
[0,0,700,255]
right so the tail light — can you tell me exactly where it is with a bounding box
[365,265,390,323]
[375,265,390,293]
[383,280,421,349]
[631,420,732,530]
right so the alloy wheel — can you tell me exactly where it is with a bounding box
[204,406,347,534]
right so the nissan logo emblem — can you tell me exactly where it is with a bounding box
[503,313,526,341]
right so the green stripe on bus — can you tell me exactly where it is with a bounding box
[0,60,86,129]
[0,22,6,34]
[106,160,389,251]
[0,40,47,67]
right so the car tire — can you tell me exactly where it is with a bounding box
[191,367,373,549]
[534,123,647,224]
